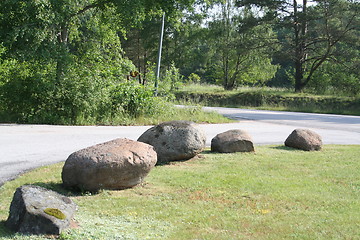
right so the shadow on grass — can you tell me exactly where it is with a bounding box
[200,150,213,155]
[29,181,96,197]
[155,151,215,167]
[270,145,301,151]
[155,149,255,167]
[0,220,14,238]
[30,181,74,195]
[156,159,195,166]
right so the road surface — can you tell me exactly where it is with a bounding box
[1,107,359,186]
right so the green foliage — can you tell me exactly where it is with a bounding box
[237,56,279,87]
[176,85,360,115]
[1,0,359,123]
[187,73,201,84]
[238,0,360,92]
[308,61,360,97]
[145,62,184,98]
[0,42,135,124]
[161,63,184,93]
[198,1,279,90]
[0,0,200,125]
[111,81,159,117]
[0,57,54,123]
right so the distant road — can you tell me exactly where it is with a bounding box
[203,106,360,133]
[1,107,359,186]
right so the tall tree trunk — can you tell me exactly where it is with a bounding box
[223,55,230,90]
[144,52,147,82]
[222,0,233,90]
[137,29,142,82]
[293,0,308,92]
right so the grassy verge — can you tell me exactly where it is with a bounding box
[110,104,234,125]
[176,84,360,116]
[0,103,233,126]
[1,145,359,239]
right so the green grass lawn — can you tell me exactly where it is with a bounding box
[1,145,359,239]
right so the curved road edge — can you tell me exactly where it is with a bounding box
[1,107,360,186]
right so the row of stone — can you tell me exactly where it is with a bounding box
[5,120,322,235]
[212,128,322,152]
[63,120,322,192]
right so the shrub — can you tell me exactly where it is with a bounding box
[0,44,136,125]
[307,62,360,97]
[146,63,184,98]
[111,81,162,118]
[187,73,201,84]
[0,58,55,123]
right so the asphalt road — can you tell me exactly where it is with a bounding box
[1,107,360,186]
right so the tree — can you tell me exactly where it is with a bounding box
[163,8,215,80]
[0,0,198,123]
[237,0,360,92]
[0,0,197,81]
[306,38,360,95]
[121,16,164,82]
[208,0,278,90]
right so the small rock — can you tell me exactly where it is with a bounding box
[62,138,157,191]
[138,120,206,164]
[211,129,255,153]
[6,185,77,235]
[285,128,322,151]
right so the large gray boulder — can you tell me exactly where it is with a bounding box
[62,138,157,191]
[6,185,77,235]
[211,129,255,153]
[137,120,206,164]
[285,128,322,151]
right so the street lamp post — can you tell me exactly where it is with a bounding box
[154,12,165,96]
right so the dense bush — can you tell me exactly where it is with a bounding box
[0,47,190,125]
[187,73,201,84]
[0,50,136,125]
[0,58,54,123]
[307,62,360,97]
[145,63,184,98]
[111,82,161,118]
[0,41,196,125]
[0,45,167,125]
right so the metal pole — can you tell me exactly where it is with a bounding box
[154,12,165,96]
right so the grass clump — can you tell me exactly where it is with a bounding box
[0,145,359,239]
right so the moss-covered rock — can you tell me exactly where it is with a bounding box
[6,185,77,235]
[44,208,66,220]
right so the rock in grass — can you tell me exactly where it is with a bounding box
[285,128,322,151]
[62,138,157,191]
[6,185,77,235]
[138,121,206,164]
[211,129,255,153]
